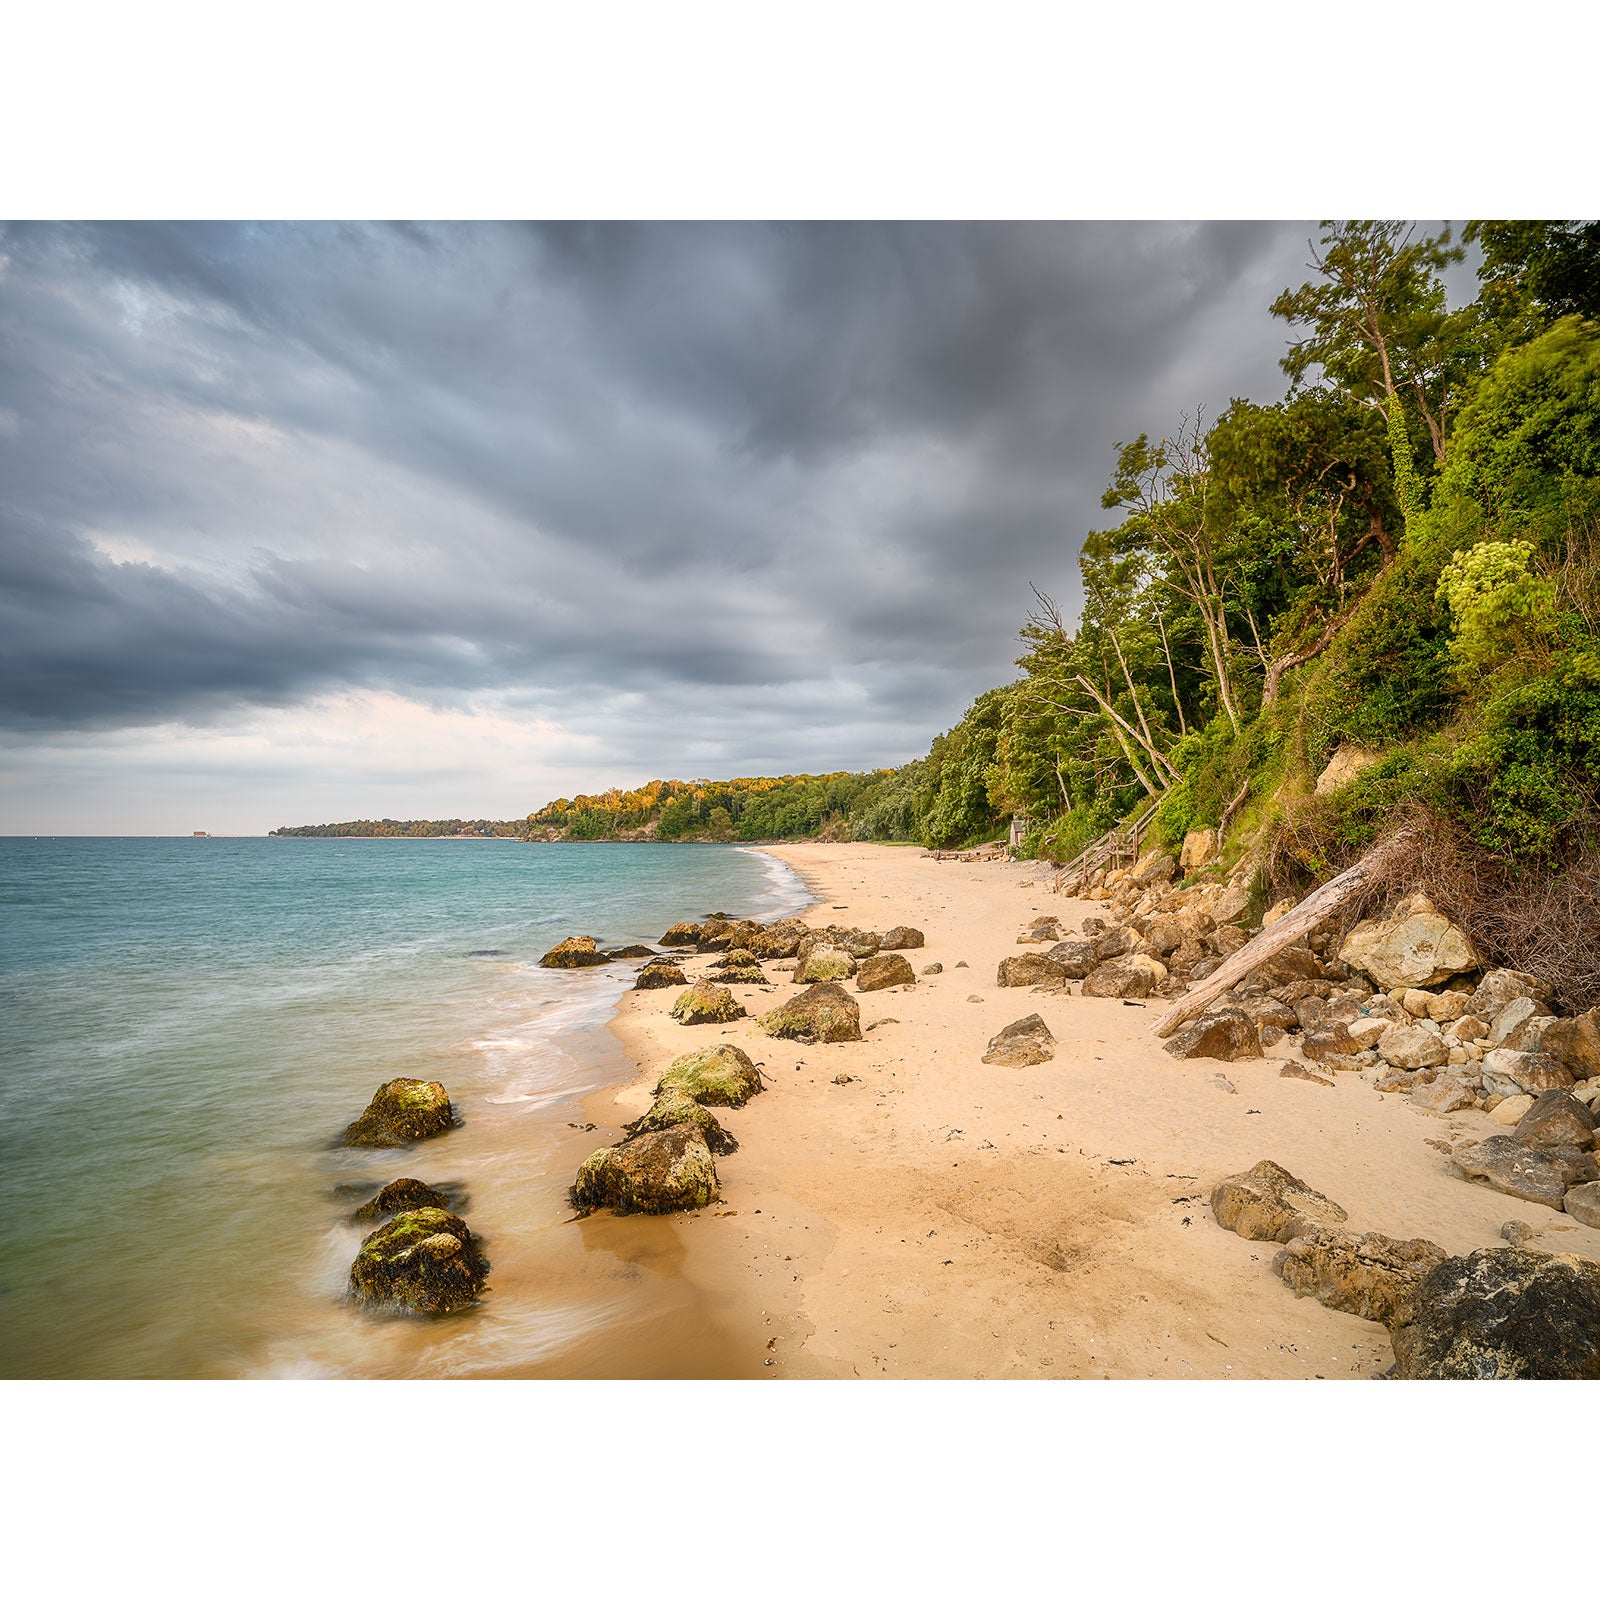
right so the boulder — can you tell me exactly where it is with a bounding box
[1303,1024,1365,1063]
[1487,1094,1534,1126]
[1210,1160,1349,1242]
[1275,1227,1448,1325]
[794,947,858,984]
[634,961,689,990]
[1376,1022,1450,1073]
[349,1207,488,1314]
[1044,939,1099,979]
[659,922,704,947]
[1480,1048,1574,1099]
[1314,744,1382,796]
[1510,1089,1596,1150]
[1018,916,1064,945]
[539,935,612,969]
[922,962,943,975]
[1163,1009,1262,1062]
[1410,1077,1476,1114]
[997,954,1068,990]
[1564,1182,1600,1229]
[351,1177,459,1223]
[342,1079,455,1148]
[1180,827,1219,872]
[982,1013,1056,1068]
[570,1125,720,1215]
[857,952,916,992]
[880,925,925,950]
[1238,996,1297,1032]
[709,951,768,984]
[1081,953,1167,1000]
[1469,968,1551,1021]
[759,982,862,1044]
[1489,995,1554,1050]
[1093,925,1138,961]
[1338,898,1477,990]
[1280,1063,1333,1087]
[656,1042,763,1107]
[1128,850,1177,887]
[1541,1010,1600,1080]
[1387,1248,1600,1378]
[669,979,747,1025]
[832,929,882,959]
[738,920,806,959]
[603,944,659,959]
[622,1087,739,1154]
[1426,990,1472,1025]
[1451,1136,1598,1209]
[1449,1013,1490,1043]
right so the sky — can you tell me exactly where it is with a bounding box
[0,221,1475,834]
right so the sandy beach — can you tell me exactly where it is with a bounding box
[589,841,1600,1378]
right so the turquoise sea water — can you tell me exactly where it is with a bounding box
[0,837,809,1379]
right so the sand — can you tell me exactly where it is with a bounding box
[591,841,1600,1378]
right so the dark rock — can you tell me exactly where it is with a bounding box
[857,952,916,992]
[1044,939,1098,979]
[349,1207,487,1314]
[539,935,611,968]
[759,981,862,1043]
[1081,954,1166,999]
[880,926,927,951]
[1452,1135,1599,1209]
[352,1177,459,1223]
[660,922,703,947]
[603,944,658,959]
[1274,1227,1448,1325]
[1387,1248,1600,1378]
[982,1013,1055,1067]
[1210,1159,1349,1242]
[342,1078,455,1148]
[1303,1023,1364,1062]
[570,1125,720,1215]
[634,961,689,990]
[1511,1089,1596,1150]
[996,954,1068,990]
[1163,1009,1262,1062]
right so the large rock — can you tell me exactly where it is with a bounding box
[1387,1248,1600,1378]
[342,1078,455,1148]
[659,922,703,947]
[1180,828,1219,872]
[1469,968,1550,1021]
[1542,1010,1600,1079]
[1338,896,1477,990]
[1163,1009,1262,1062]
[634,960,689,990]
[1489,996,1553,1050]
[571,1125,720,1215]
[1314,744,1382,796]
[982,1013,1056,1068]
[857,952,916,992]
[794,947,858,984]
[351,1177,459,1223]
[1376,1022,1450,1073]
[1411,1076,1476,1114]
[655,1042,763,1107]
[830,929,882,959]
[759,981,862,1044]
[1510,1089,1596,1150]
[622,1088,739,1154]
[744,920,807,959]
[539,935,611,969]
[1128,850,1177,887]
[349,1207,488,1314]
[997,954,1068,990]
[1274,1227,1448,1325]
[1045,939,1098,979]
[709,950,768,983]
[1081,953,1166,1000]
[1210,1160,1349,1242]
[1480,1048,1574,1099]
[1303,1023,1366,1063]
[669,979,747,1025]
[879,925,925,950]
[1451,1135,1598,1209]
[1564,1182,1600,1229]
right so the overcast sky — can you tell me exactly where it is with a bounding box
[0,221,1473,834]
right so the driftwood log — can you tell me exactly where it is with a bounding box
[1150,829,1415,1039]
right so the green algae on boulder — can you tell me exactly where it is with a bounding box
[655,1042,763,1107]
[634,960,688,990]
[660,922,703,947]
[669,978,747,1025]
[622,1087,739,1154]
[744,919,806,959]
[349,1207,488,1314]
[570,1124,720,1215]
[539,935,611,968]
[710,950,769,983]
[794,946,858,984]
[760,981,862,1044]
[342,1078,456,1148]
[856,952,915,992]
[351,1176,460,1223]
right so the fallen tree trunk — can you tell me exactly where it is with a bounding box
[1150,829,1416,1039]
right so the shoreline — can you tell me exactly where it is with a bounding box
[588,842,1600,1379]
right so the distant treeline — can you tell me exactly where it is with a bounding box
[269,819,525,838]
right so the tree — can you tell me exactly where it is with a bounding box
[1468,220,1600,337]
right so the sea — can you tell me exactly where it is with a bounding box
[0,836,812,1379]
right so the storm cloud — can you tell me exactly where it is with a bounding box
[0,221,1363,829]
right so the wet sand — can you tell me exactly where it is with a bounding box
[589,842,1600,1379]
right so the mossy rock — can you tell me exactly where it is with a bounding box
[660,922,703,947]
[349,1207,488,1314]
[634,961,689,990]
[604,944,658,959]
[351,1176,462,1223]
[623,1088,739,1154]
[539,935,612,969]
[342,1078,456,1148]
[695,918,748,951]
[669,978,747,1025]
[856,952,916,992]
[794,946,858,984]
[744,920,806,958]
[760,981,862,1043]
[656,1042,763,1107]
[710,951,769,984]
[570,1125,720,1215]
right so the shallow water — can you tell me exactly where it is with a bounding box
[0,837,808,1378]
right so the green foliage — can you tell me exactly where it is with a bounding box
[1435,539,1556,672]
